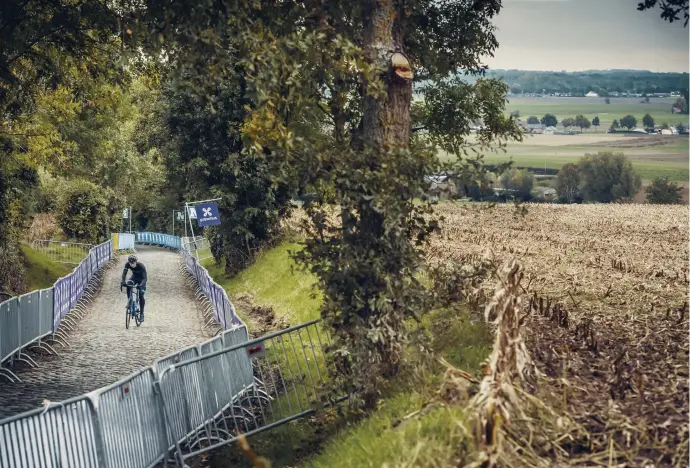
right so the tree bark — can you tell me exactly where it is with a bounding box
[362,0,411,150]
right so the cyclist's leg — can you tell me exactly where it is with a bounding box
[139,287,146,319]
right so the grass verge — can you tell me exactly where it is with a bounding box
[202,242,322,325]
[202,240,491,467]
[20,244,73,292]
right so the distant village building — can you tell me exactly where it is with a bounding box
[527,123,546,133]
[585,91,599,97]
[543,126,558,135]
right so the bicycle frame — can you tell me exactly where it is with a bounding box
[124,280,142,328]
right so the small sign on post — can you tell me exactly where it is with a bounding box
[196,202,221,227]
[176,211,185,221]
[188,206,197,220]
[246,342,266,359]
[122,208,129,219]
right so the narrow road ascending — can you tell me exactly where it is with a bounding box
[0,246,212,419]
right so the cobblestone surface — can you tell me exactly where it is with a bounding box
[0,246,212,419]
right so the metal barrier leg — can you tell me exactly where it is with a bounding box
[13,351,38,368]
[50,331,71,349]
[0,366,20,383]
[30,339,59,356]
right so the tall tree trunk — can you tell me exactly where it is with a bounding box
[362,0,411,150]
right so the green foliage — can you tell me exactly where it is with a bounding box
[577,152,642,202]
[414,78,522,155]
[527,116,540,124]
[223,0,519,407]
[561,117,575,128]
[56,179,119,243]
[643,113,655,128]
[637,0,689,26]
[620,114,638,129]
[575,114,591,132]
[461,69,688,95]
[555,163,581,203]
[541,113,558,127]
[592,116,600,128]
[646,177,684,204]
[500,168,535,201]
[151,77,296,275]
[611,119,620,130]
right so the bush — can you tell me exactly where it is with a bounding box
[646,177,683,204]
[555,163,581,203]
[57,180,117,243]
[577,152,641,203]
[500,168,534,201]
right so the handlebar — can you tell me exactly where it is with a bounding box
[120,281,141,292]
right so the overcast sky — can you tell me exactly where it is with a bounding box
[483,0,689,72]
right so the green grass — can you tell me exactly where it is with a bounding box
[504,96,689,128]
[20,245,73,291]
[202,241,492,468]
[202,242,322,325]
[478,153,689,182]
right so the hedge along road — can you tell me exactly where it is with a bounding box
[0,245,213,419]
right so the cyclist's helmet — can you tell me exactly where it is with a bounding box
[128,255,138,264]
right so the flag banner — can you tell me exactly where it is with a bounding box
[196,202,221,227]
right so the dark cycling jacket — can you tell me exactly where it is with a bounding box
[122,262,147,288]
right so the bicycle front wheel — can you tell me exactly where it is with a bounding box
[125,305,131,329]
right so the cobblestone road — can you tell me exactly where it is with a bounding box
[0,246,212,419]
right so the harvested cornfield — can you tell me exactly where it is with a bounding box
[431,202,689,466]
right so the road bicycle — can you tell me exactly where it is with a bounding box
[121,279,142,329]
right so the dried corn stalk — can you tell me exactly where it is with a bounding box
[469,258,536,467]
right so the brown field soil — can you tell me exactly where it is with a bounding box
[430,203,689,466]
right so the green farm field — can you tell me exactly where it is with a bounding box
[504,96,689,128]
[440,132,689,182]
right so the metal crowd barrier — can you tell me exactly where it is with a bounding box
[179,241,244,331]
[29,240,93,265]
[0,239,113,383]
[135,232,181,250]
[1,231,340,466]
[0,321,335,467]
[180,236,212,261]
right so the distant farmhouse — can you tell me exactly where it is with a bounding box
[518,122,546,134]
[585,91,599,97]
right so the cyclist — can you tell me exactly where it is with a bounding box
[121,254,147,322]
